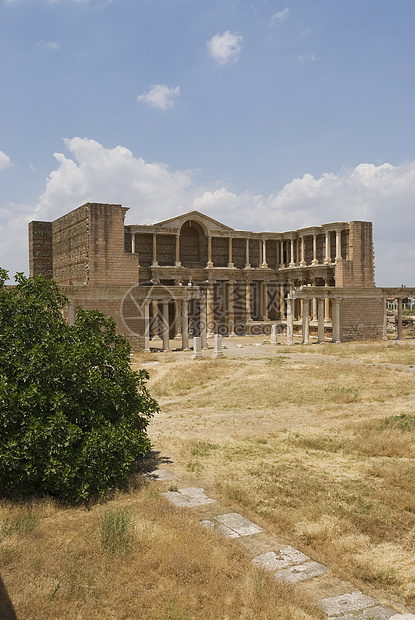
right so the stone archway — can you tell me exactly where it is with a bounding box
[180,220,207,267]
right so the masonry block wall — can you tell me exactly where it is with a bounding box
[28,221,53,279]
[51,205,89,284]
[335,222,375,288]
[340,296,384,341]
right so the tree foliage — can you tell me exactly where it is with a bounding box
[0,269,159,503]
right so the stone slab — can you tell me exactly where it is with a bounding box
[201,519,240,538]
[389,616,415,620]
[252,547,310,570]
[320,591,388,617]
[274,560,328,584]
[146,469,177,481]
[327,607,398,620]
[203,513,263,537]
[163,487,216,508]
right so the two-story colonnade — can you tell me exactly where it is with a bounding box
[29,202,405,350]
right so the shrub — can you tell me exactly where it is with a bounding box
[0,270,159,503]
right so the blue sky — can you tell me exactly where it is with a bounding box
[1,0,414,285]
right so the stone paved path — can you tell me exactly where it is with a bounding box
[148,469,415,620]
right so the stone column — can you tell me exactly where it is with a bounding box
[317,298,325,344]
[324,278,330,323]
[181,299,189,350]
[300,236,306,266]
[152,233,158,266]
[302,299,310,344]
[263,281,269,321]
[331,299,341,343]
[228,237,234,268]
[397,297,403,340]
[312,234,318,265]
[162,300,170,351]
[228,280,235,336]
[200,295,208,349]
[382,297,388,340]
[213,334,224,358]
[144,301,151,352]
[245,281,252,321]
[335,230,342,262]
[151,300,160,340]
[279,283,285,320]
[131,232,136,254]
[174,298,182,340]
[245,238,251,268]
[261,239,268,268]
[175,234,181,266]
[271,323,278,344]
[289,237,295,267]
[312,278,317,321]
[286,296,294,345]
[207,282,215,336]
[206,237,213,268]
[324,231,331,264]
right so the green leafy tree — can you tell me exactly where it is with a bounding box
[0,269,159,503]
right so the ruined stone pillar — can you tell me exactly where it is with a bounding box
[200,294,208,349]
[271,323,279,344]
[192,336,202,359]
[286,296,294,345]
[175,234,181,267]
[324,231,331,264]
[162,300,170,351]
[206,237,213,268]
[131,232,136,254]
[245,238,251,268]
[245,281,252,321]
[213,334,224,358]
[312,278,317,321]
[181,299,189,350]
[279,283,285,320]
[144,301,151,352]
[331,299,341,343]
[317,298,325,344]
[152,233,158,266]
[67,302,75,327]
[207,282,215,336]
[312,234,318,265]
[302,299,310,344]
[397,297,403,340]
[228,237,234,268]
[228,280,235,336]
[289,237,295,267]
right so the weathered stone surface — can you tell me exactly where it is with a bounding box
[389,615,415,619]
[320,591,389,617]
[203,513,263,537]
[252,547,310,570]
[163,487,216,508]
[274,560,328,584]
[146,469,177,481]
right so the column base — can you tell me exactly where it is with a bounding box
[227,263,235,268]
[300,261,307,267]
[289,262,296,268]
[311,259,319,265]
[260,263,268,269]
[175,261,182,267]
[152,261,159,267]
[244,264,251,269]
[206,261,213,268]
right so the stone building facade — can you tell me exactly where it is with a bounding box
[28,202,411,349]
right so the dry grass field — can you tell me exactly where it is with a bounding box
[1,336,415,618]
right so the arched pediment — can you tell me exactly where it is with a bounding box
[153,210,234,236]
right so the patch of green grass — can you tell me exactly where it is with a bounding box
[380,413,415,432]
[1,510,39,541]
[99,508,135,556]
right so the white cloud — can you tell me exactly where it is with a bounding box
[0,151,12,171]
[35,39,60,51]
[1,138,414,285]
[137,84,180,110]
[271,7,289,23]
[207,31,243,65]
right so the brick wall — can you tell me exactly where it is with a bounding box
[341,296,383,341]
[51,205,89,284]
